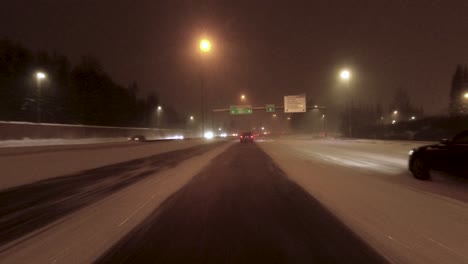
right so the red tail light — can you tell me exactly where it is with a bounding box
[240,136,243,138]
[250,136,254,138]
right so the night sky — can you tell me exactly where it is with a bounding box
[1,0,468,117]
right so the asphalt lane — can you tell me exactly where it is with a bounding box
[98,143,387,263]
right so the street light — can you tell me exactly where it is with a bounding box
[340,70,351,81]
[321,114,327,137]
[35,72,46,123]
[190,115,194,121]
[464,92,468,99]
[199,38,212,138]
[411,116,416,120]
[200,39,211,53]
[156,106,163,127]
[36,72,46,80]
[340,69,352,137]
[393,110,398,114]
[241,94,246,100]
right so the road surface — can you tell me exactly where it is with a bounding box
[1,137,467,263]
[98,142,385,263]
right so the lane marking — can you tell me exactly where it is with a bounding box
[118,194,157,227]
[425,237,468,262]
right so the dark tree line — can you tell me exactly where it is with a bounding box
[338,89,423,137]
[450,64,468,116]
[0,39,181,127]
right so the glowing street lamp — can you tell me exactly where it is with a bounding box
[198,38,212,138]
[35,72,46,123]
[199,39,211,53]
[241,94,246,100]
[190,115,194,121]
[464,92,468,99]
[340,69,352,137]
[411,116,416,120]
[156,106,163,127]
[340,70,351,81]
[36,72,46,80]
[321,114,327,137]
[393,110,398,114]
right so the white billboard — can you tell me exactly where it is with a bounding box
[284,94,306,113]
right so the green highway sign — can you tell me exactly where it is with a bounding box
[266,104,275,113]
[230,105,253,115]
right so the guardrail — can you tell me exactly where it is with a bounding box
[0,121,197,140]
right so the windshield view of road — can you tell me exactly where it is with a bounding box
[1,1,468,263]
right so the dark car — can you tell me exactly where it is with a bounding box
[239,132,254,143]
[409,130,468,179]
[127,135,146,142]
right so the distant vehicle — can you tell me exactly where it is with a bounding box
[128,135,146,141]
[409,130,468,179]
[239,132,254,143]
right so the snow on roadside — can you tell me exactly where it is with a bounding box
[327,137,435,146]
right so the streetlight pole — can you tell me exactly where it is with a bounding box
[36,72,46,123]
[199,38,211,138]
[340,70,351,137]
[156,106,162,127]
[200,73,205,137]
[322,114,327,137]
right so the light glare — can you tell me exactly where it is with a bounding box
[204,131,214,139]
[200,39,211,53]
[36,72,46,79]
[340,70,350,80]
